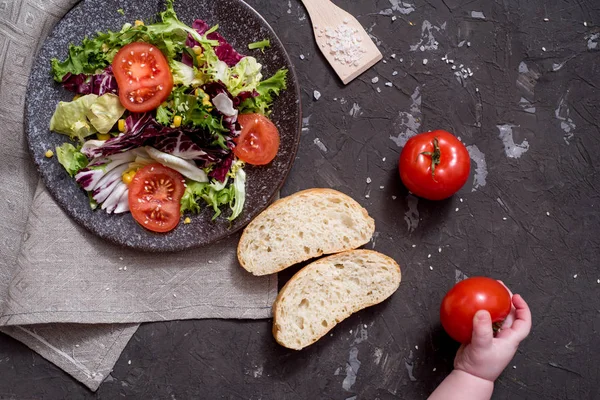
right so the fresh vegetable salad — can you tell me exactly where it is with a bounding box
[49,0,287,233]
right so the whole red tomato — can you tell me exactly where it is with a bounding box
[399,130,470,200]
[440,277,512,343]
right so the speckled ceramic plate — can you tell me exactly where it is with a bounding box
[25,0,301,252]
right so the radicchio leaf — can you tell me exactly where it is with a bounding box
[184,20,244,67]
[62,66,118,96]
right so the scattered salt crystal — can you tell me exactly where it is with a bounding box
[412,244,416,248]
[459,198,463,202]
[392,71,398,76]
[513,365,516,369]
[75,344,80,348]
[391,54,396,59]
[475,88,479,92]
[105,288,109,291]
[542,47,546,51]
[128,360,131,365]
[455,208,459,212]
[364,324,368,328]
[503,217,507,221]
[438,247,442,253]
[399,58,403,62]
[118,267,123,271]
[543,18,549,22]
[313,90,321,100]
[392,196,397,200]
[420,45,425,51]
[546,211,550,216]
[429,266,433,271]
[451,65,456,70]
[459,64,464,68]
[428,254,431,259]
[573,274,578,279]
[124,266,127,271]
[366,177,372,184]
[433,368,437,372]
[379,186,385,190]
[173,294,177,297]
[383,60,387,63]
[371,76,379,84]
[392,16,397,22]
[597,279,600,284]
[423,58,428,65]
[415,345,419,350]
[119,257,124,261]
[382,157,386,161]
[299,54,305,60]
[584,21,588,26]
[385,82,393,87]
[376,87,381,93]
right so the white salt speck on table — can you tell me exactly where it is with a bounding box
[128,360,131,365]
[376,87,381,93]
[124,266,127,271]
[366,177,372,184]
[460,198,463,202]
[392,196,397,200]
[428,254,431,259]
[392,71,398,76]
[383,60,387,63]
[438,247,442,253]
[429,266,433,271]
[546,211,551,216]
[503,217,508,221]
[573,274,578,279]
[455,207,459,212]
[423,58,428,65]
[371,76,379,84]
[299,54,305,60]
[391,53,396,59]
[313,90,321,100]
[392,16,397,22]
[382,157,386,162]
[385,82,393,87]
[412,244,417,248]
[379,186,384,190]
[544,17,549,21]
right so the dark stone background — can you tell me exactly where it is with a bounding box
[1,0,599,398]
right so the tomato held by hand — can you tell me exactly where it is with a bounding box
[440,277,512,343]
[399,130,470,200]
[234,113,280,165]
[128,163,185,233]
[112,42,173,113]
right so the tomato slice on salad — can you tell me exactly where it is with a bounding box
[112,42,174,113]
[128,163,185,233]
[233,113,280,165]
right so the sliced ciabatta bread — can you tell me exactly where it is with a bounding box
[237,188,375,276]
[272,250,401,350]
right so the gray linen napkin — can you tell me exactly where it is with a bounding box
[0,0,277,391]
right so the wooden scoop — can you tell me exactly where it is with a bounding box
[300,0,383,84]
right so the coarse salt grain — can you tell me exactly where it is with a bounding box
[412,244,416,248]
[392,71,398,76]
[429,266,433,271]
[542,47,546,51]
[385,82,393,87]
[376,87,381,93]
[371,76,379,84]
[379,186,385,190]
[423,58,428,65]
[503,217,507,221]
[573,274,578,279]
[428,254,431,258]
[544,18,549,21]
[392,16,397,21]
[546,211,550,216]
[313,90,321,100]
[392,196,397,200]
[382,157,386,161]
[391,54,396,59]
[366,177,372,183]
[322,24,364,66]
[299,54,305,60]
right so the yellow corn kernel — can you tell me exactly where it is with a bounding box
[196,55,203,63]
[183,217,191,224]
[194,88,203,97]
[173,115,182,127]
[45,149,54,158]
[134,20,144,26]
[122,169,138,185]
[118,119,126,132]
[97,133,111,141]
[192,46,203,55]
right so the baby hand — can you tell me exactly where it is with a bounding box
[453,292,532,382]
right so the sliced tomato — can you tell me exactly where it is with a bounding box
[128,163,185,233]
[112,42,173,113]
[233,113,280,165]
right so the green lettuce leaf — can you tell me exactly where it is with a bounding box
[248,39,271,53]
[55,143,89,177]
[180,161,246,221]
[49,94,98,141]
[85,93,126,133]
[211,56,263,97]
[238,68,287,115]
